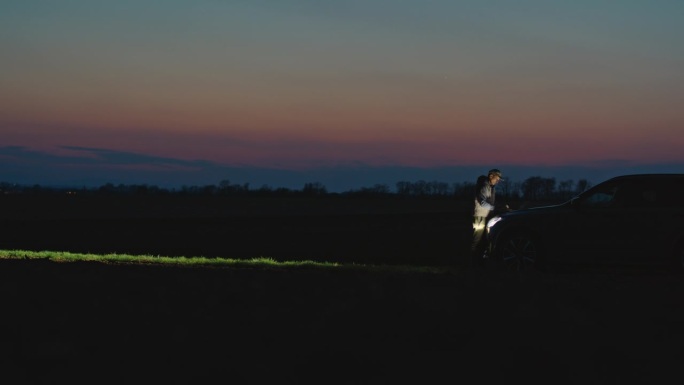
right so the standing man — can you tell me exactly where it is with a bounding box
[470,169,505,267]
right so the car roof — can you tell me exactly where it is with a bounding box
[607,173,684,181]
[601,174,684,188]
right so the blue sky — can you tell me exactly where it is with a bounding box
[1,1,683,191]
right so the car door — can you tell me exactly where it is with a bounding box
[559,180,627,263]
[605,181,659,263]
[557,176,684,266]
[625,181,683,264]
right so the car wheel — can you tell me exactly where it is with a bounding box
[497,231,543,271]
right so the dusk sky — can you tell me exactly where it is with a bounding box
[2,1,683,191]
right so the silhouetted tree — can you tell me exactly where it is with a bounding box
[557,179,575,200]
[302,182,327,196]
[576,179,591,194]
[508,181,522,200]
[497,179,512,198]
[256,184,273,194]
[1,174,604,200]
[451,181,475,199]
[428,181,450,196]
[396,181,412,196]
[521,176,556,201]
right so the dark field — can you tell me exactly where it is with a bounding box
[0,194,474,265]
[2,195,684,384]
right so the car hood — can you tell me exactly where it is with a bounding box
[500,202,571,218]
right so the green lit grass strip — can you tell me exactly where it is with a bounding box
[0,249,449,274]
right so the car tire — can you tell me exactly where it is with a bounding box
[496,230,545,272]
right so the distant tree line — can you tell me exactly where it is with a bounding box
[1,177,592,203]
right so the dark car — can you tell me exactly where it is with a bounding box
[486,174,684,272]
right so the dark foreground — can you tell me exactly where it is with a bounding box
[2,258,684,384]
[0,195,471,266]
[3,195,684,383]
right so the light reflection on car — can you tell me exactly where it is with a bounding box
[486,174,684,272]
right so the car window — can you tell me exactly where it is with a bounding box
[621,181,676,208]
[636,183,669,208]
[578,176,684,209]
[581,185,617,208]
[612,183,645,208]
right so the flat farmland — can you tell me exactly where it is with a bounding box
[0,194,474,265]
[2,254,684,384]
[2,194,684,384]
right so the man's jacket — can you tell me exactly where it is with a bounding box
[473,175,496,218]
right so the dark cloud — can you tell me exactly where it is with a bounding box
[60,146,200,166]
